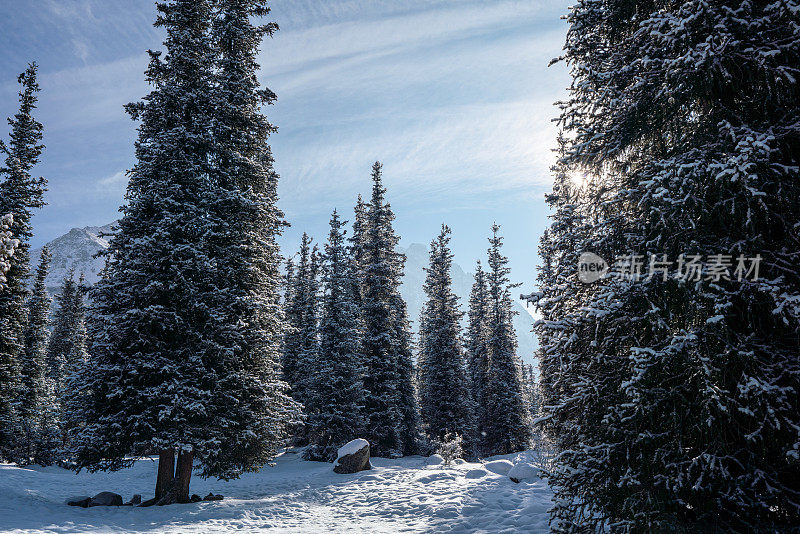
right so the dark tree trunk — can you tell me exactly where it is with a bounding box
[175,449,193,504]
[155,448,175,501]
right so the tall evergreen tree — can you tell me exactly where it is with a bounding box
[349,195,368,295]
[0,63,45,459]
[75,0,297,503]
[206,0,299,475]
[14,246,52,464]
[418,225,473,451]
[465,260,490,455]
[540,0,800,529]
[60,275,89,458]
[304,210,366,461]
[360,161,419,457]
[282,233,319,413]
[45,271,79,385]
[483,224,531,456]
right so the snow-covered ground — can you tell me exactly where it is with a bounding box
[0,449,553,533]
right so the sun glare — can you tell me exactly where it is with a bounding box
[569,170,589,189]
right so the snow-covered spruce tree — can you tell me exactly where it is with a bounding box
[417,225,473,453]
[541,0,800,530]
[281,232,320,415]
[348,194,368,297]
[483,225,531,456]
[14,246,53,464]
[536,139,630,530]
[361,161,419,457]
[465,260,490,455]
[44,272,78,385]
[59,275,89,459]
[206,0,299,471]
[390,284,420,456]
[0,63,45,460]
[304,210,366,461]
[75,0,297,504]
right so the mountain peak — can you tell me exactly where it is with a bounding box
[32,223,115,290]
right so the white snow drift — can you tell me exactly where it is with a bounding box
[0,449,553,533]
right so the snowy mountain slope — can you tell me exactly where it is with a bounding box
[29,225,537,363]
[0,450,552,533]
[31,223,114,292]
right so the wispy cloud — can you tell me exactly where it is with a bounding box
[1,0,568,285]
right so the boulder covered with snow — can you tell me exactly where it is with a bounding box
[426,454,444,466]
[333,438,371,474]
[484,459,514,476]
[88,491,123,507]
[508,462,538,483]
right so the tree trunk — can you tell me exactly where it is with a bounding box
[175,449,193,504]
[155,448,175,501]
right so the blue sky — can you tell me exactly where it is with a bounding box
[0,0,569,298]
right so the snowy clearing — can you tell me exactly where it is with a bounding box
[0,449,553,533]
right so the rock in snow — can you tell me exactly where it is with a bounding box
[484,459,514,476]
[426,454,445,466]
[508,462,538,483]
[65,496,92,507]
[334,439,371,474]
[88,492,123,507]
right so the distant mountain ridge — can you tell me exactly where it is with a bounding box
[31,224,537,364]
[31,223,114,291]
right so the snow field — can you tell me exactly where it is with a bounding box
[0,449,553,533]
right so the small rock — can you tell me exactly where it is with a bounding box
[484,459,514,476]
[464,469,487,479]
[88,491,123,507]
[426,454,444,466]
[508,462,538,483]
[190,494,203,503]
[203,493,223,501]
[65,496,91,507]
[126,494,142,505]
[333,438,371,474]
[452,458,467,466]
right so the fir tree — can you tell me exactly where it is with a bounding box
[348,194,368,302]
[60,275,89,458]
[282,233,319,414]
[14,246,52,464]
[0,63,45,459]
[540,1,800,529]
[45,271,79,386]
[483,224,531,456]
[203,0,299,478]
[360,161,419,457]
[465,260,490,455]
[417,225,473,453]
[75,0,297,503]
[304,210,366,461]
